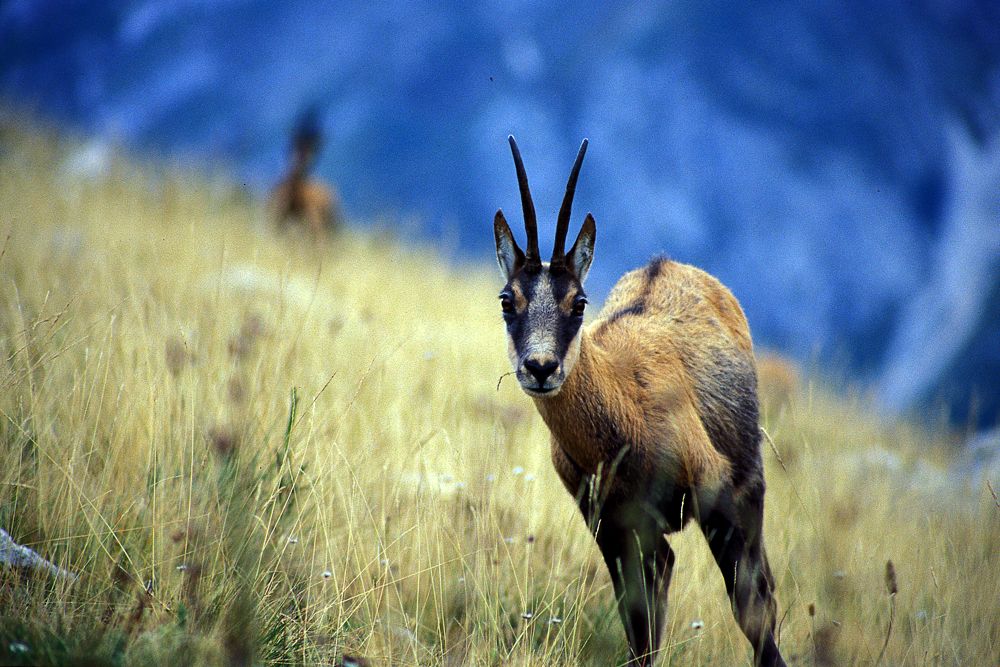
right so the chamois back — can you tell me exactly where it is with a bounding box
[590,257,762,491]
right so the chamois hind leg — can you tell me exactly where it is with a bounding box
[595,513,675,667]
[700,485,786,667]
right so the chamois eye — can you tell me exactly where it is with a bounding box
[572,298,587,317]
[500,295,515,314]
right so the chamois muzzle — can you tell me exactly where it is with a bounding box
[518,353,566,396]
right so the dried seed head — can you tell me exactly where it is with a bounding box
[814,623,841,667]
[208,424,239,458]
[111,563,132,588]
[227,334,252,359]
[125,591,150,635]
[165,336,189,376]
[227,376,246,403]
[808,602,816,617]
[240,313,266,340]
[228,314,267,359]
[884,560,898,596]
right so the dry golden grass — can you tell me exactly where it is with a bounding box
[1,117,997,665]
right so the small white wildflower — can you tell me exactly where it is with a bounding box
[423,351,435,361]
[379,558,390,566]
[915,610,928,621]
[512,466,524,476]
[548,616,563,625]
[286,536,299,544]
[9,641,29,654]
[457,576,466,583]
[439,473,453,483]
[832,570,846,579]
[521,611,533,620]
[454,481,466,489]
[321,570,332,579]
[690,620,704,630]
[176,564,188,571]
[485,473,496,482]
[504,536,516,544]
[524,473,536,482]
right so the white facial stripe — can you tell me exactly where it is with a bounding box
[524,272,558,359]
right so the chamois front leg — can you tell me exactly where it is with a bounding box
[699,486,786,667]
[594,510,675,667]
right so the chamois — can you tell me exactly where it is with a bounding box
[270,114,342,241]
[492,136,787,667]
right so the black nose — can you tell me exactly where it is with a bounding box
[524,358,559,385]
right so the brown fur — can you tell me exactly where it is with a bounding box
[533,259,785,666]
[270,133,342,241]
[493,138,786,666]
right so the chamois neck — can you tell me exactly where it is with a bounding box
[532,330,640,471]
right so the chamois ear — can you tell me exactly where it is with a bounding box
[494,210,525,281]
[567,213,596,283]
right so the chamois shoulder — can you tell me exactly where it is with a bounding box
[591,257,753,354]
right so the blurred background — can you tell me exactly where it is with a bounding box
[3,0,999,432]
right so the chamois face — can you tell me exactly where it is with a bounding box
[494,136,594,397]
[494,212,595,398]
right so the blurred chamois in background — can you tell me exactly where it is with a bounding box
[270,111,342,240]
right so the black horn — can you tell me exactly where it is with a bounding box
[508,136,541,266]
[552,138,589,266]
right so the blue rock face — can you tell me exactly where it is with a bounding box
[2,0,999,427]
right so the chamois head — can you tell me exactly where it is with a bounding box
[290,111,322,174]
[494,136,596,397]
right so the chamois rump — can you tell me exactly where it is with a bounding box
[492,136,787,666]
[270,114,342,241]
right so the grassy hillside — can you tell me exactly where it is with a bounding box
[0,118,997,666]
